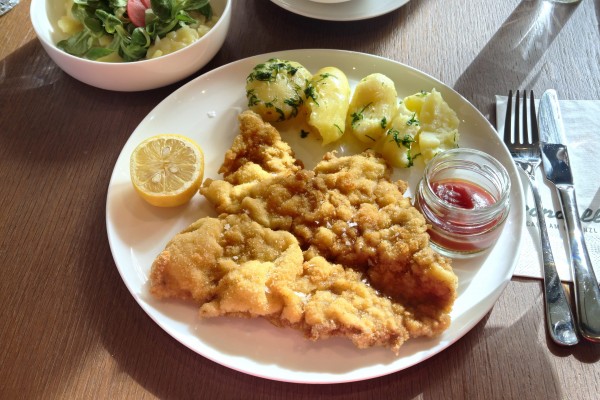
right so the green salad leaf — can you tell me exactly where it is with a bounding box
[57,0,214,62]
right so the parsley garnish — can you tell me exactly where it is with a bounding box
[246,89,260,107]
[406,113,420,126]
[247,59,301,83]
[351,103,372,127]
[304,84,318,105]
[263,99,286,121]
[284,95,303,118]
[316,73,334,82]
[388,129,415,148]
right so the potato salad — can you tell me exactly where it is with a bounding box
[57,0,218,62]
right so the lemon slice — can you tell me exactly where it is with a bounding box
[130,134,204,207]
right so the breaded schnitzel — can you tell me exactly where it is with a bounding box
[151,214,446,352]
[218,109,303,185]
[150,110,458,353]
[201,111,457,317]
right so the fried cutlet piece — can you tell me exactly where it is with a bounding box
[201,147,457,318]
[150,213,439,353]
[218,110,303,185]
[150,214,302,305]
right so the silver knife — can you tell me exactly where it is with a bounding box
[539,89,600,342]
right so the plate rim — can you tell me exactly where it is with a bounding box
[269,0,410,21]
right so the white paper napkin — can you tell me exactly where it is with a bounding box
[495,96,600,282]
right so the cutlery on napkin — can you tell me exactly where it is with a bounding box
[495,96,600,284]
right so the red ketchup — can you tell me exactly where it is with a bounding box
[431,179,495,210]
[415,149,511,258]
[427,179,499,253]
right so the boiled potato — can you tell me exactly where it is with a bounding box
[404,89,459,131]
[245,59,312,122]
[305,67,351,145]
[147,26,199,59]
[57,0,82,36]
[346,73,398,144]
[404,89,459,163]
[376,103,421,168]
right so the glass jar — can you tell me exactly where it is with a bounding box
[414,148,511,258]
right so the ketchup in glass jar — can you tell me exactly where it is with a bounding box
[415,148,511,258]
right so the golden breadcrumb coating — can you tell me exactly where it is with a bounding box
[151,214,449,353]
[218,110,303,184]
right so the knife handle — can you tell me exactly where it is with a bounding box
[556,185,600,342]
[527,175,578,345]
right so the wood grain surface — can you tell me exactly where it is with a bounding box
[1,0,599,399]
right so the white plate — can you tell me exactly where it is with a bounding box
[106,49,524,384]
[270,0,409,21]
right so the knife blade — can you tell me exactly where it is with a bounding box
[539,89,600,342]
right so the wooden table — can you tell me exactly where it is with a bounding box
[2,0,599,398]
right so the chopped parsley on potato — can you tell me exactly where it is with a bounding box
[403,89,460,164]
[346,73,398,144]
[244,59,460,168]
[305,67,351,146]
[245,59,312,122]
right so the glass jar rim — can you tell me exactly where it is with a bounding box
[422,148,511,216]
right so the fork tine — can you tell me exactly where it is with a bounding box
[529,90,539,144]
[503,90,513,144]
[522,90,529,144]
[515,90,521,144]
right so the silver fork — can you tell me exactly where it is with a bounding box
[503,90,578,346]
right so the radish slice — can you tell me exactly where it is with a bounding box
[127,0,151,27]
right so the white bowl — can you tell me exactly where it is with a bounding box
[30,0,231,91]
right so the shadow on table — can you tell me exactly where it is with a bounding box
[0,40,177,151]
[453,0,581,120]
